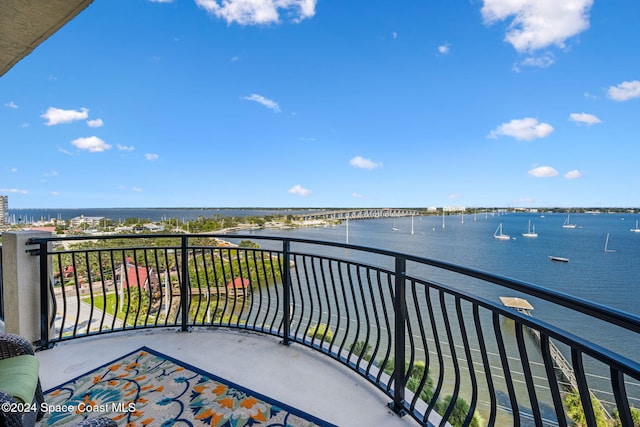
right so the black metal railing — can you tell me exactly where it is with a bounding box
[25,234,640,427]
[0,244,3,320]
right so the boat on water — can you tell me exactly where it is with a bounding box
[494,223,510,240]
[522,220,538,238]
[562,214,577,229]
[604,233,616,252]
[549,256,570,262]
[631,220,640,233]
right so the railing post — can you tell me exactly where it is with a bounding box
[180,236,189,331]
[281,239,292,345]
[390,255,407,417]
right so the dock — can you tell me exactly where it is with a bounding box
[500,297,612,420]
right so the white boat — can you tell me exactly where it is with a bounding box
[562,214,577,229]
[604,233,616,252]
[631,220,640,233]
[494,223,510,240]
[522,220,538,238]
[392,219,399,231]
[549,255,569,262]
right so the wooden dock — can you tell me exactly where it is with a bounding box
[500,297,612,421]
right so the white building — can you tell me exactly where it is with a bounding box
[69,215,105,228]
[0,195,8,224]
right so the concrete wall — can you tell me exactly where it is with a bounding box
[1,230,51,343]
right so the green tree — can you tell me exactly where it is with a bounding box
[436,396,483,427]
[565,393,611,427]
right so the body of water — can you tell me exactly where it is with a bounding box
[235,211,640,360]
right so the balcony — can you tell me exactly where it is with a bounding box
[1,230,639,427]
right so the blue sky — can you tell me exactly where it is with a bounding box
[1,0,639,209]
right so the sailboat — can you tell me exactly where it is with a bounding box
[411,215,414,235]
[522,220,538,238]
[630,220,640,233]
[562,214,577,229]
[494,223,510,240]
[604,233,616,252]
[392,219,399,231]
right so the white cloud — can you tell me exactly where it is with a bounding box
[0,188,28,194]
[488,117,554,141]
[42,107,89,126]
[87,118,104,128]
[145,153,160,161]
[392,32,398,39]
[481,0,593,52]
[71,136,111,152]
[50,191,59,196]
[565,169,582,179]
[10,168,17,173]
[569,112,601,125]
[288,184,311,196]
[515,53,555,71]
[194,0,316,25]
[448,193,461,200]
[584,91,598,100]
[243,94,280,112]
[607,80,640,102]
[352,192,364,198]
[57,146,75,156]
[438,43,450,55]
[148,0,173,2]
[117,144,135,151]
[528,166,558,177]
[119,185,144,192]
[512,197,535,204]
[350,156,383,170]
[4,101,18,109]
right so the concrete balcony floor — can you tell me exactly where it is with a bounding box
[35,328,420,427]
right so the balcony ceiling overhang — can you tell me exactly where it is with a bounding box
[0,0,93,77]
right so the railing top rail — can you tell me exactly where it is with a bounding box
[27,233,640,334]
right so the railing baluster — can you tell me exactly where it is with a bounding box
[180,236,189,331]
[540,334,567,427]
[494,311,520,426]
[438,293,461,427]
[473,305,497,426]
[38,241,50,349]
[281,240,292,345]
[424,287,444,420]
[572,348,597,426]
[611,367,632,427]
[456,298,478,427]
[515,322,543,427]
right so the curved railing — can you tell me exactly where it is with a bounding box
[28,234,640,427]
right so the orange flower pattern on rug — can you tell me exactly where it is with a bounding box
[41,347,333,427]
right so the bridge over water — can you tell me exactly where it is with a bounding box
[299,208,422,221]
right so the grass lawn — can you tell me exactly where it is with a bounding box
[81,293,126,321]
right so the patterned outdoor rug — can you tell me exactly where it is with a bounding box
[40,347,337,427]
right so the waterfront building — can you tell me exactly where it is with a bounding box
[69,215,105,228]
[0,195,7,224]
